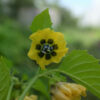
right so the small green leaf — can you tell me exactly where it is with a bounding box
[58,50,100,98]
[30,8,52,32]
[0,57,11,100]
[33,78,50,100]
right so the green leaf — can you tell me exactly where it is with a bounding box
[0,57,11,100]
[33,78,50,100]
[58,50,100,98]
[1,57,13,69]
[30,8,52,32]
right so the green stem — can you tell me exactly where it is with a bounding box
[38,69,58,77]
[18,69,60,100]
[18,68,40,100]
[6,81,14,100]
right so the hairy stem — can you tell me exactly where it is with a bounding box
[18,68,40,100]
[6,81,14,100]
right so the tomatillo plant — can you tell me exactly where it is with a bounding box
[1,9,100,100]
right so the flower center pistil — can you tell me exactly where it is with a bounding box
[36,39,58,60]
[41,44,53,54]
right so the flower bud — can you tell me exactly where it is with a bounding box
[51,82,87,100]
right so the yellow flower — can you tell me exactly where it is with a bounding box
[28,28,68,69]
[51,82,87,100]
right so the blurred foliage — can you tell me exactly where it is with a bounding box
[0,18,38,77]
[0,57,11,100]
[0,0,35,18]
[58,8,78,28]
[0,19,28,64]
[34,0,78,28]
[59,28,100,48]
[58,28,100,59]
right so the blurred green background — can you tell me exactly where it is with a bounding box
[0,0,100,100]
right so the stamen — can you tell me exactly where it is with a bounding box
[38,52,44,58]
[53,44,58,50]
[36,44,41,50]
[48,39,53,44]
[40,39,46,44]
[51,51,57,56]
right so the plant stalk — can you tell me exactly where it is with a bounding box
[18,68,40,100]
[6,81,14,100]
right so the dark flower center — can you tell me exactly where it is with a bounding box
[41,44,53,54]
[36,39,58,60]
